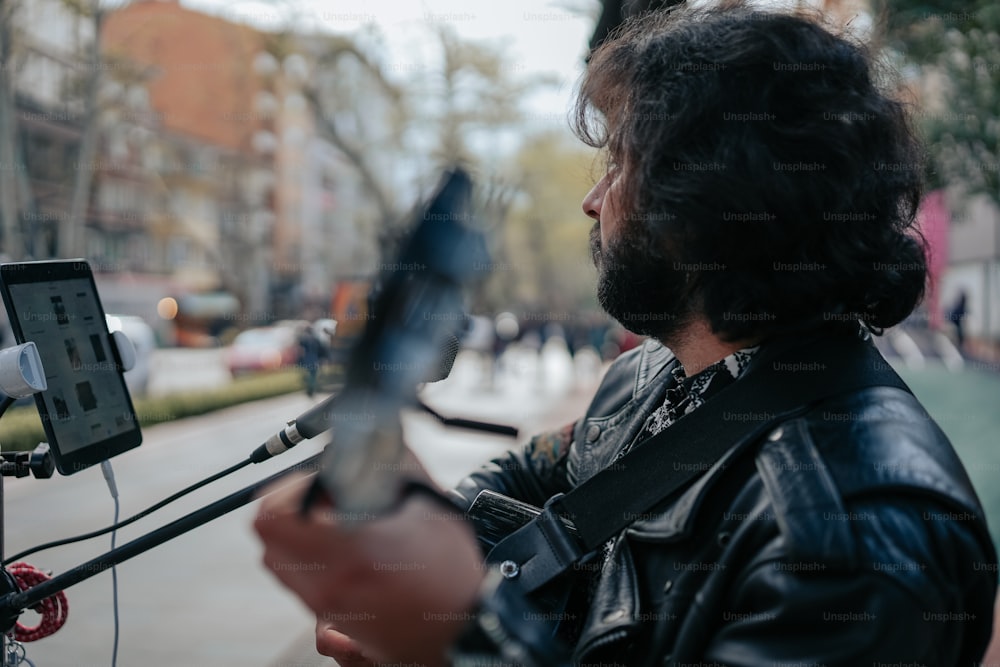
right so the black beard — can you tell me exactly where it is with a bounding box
[590,221,693,339]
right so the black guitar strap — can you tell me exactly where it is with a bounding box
[486,332,910,594]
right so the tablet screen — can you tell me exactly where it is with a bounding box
[1,261,142,474]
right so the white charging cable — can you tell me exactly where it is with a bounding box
[99,460,120,667]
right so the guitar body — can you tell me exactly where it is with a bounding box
[467,489,568,552]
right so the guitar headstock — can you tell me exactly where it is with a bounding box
[316,168,489,521]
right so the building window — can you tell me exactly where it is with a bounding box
[167,237,188,266]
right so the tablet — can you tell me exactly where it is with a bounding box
[0,260,142,474]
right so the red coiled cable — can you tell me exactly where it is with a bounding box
[7,562,68,641]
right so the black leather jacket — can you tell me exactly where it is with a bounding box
[450,334,998,666]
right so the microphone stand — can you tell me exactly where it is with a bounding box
[0,465,12,666]
[0,405,518,641]
[0,452,321,635]
[416,399,518,438]
[0,443,54,665]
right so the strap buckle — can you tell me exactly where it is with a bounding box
[487,495,584,594]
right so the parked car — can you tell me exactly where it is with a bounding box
[226,326,301,376]
[106,314,156,396]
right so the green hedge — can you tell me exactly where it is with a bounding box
[1,370,305,452]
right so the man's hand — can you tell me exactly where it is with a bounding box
[315,618,376,666]
[254,473,485,667]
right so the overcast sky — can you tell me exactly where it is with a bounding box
[182,0,597,129]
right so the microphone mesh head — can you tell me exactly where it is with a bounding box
[426,332,461,383]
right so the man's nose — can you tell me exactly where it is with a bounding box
[582,179,605,221]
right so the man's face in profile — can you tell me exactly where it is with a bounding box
[582,160,693,340]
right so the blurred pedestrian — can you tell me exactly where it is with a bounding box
[948,290,969,350]
[297,323,322,397]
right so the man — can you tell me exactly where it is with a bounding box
[255,4,998,665]
[297,322,323,397]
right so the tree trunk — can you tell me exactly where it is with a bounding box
[0,0,23,259]
[62,2,102,259]
[12,113,36,256]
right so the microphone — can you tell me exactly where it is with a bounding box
[424,330,460,382]
[249,332,461,463]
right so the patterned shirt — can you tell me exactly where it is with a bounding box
[642,347,758,435]
[614,345,759,461]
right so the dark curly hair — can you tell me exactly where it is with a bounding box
[574,1,927,341]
